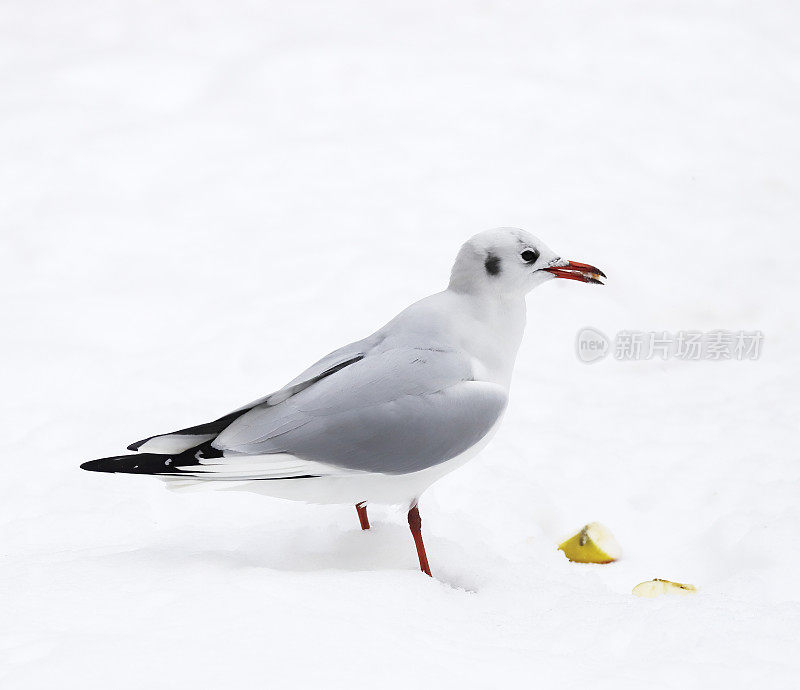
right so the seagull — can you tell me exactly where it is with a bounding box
[82,228,605,576]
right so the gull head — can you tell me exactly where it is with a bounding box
[448,227,605,297]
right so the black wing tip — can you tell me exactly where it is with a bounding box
[81,453,179,475]
[81,442,221,476]
[81,458,119,473]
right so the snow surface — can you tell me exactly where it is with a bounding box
[2,1,799,688]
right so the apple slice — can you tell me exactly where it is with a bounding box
[558,522,621,564]
[632,579,697,598]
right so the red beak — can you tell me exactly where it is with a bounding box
[543,260,606,285]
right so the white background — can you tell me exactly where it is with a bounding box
[2,1,799,688]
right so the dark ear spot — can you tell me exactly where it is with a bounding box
[484,253,501,276]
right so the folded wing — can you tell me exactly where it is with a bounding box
[213,348,507,474]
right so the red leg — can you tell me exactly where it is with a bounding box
[407,503,432,577]
[355,501,370,530]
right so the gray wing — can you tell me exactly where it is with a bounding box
[213,348,507,474]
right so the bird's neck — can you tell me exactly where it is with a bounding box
[448,289,527,388]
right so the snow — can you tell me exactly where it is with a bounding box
[2,1,799,687]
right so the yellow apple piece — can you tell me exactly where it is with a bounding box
[632,579,697,598]
[558,522,621,564]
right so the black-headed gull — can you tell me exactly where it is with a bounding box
[82,228,605,576]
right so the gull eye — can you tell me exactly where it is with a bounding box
[520,249,539,263]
